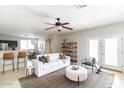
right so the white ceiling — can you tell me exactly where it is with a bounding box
[0,5,124,38]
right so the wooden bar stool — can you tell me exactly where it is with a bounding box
[3,52,15,74]
[17,51,27,70]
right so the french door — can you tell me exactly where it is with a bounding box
[102,37,122,71]
[88,36,122,71]
[89,39,99,62]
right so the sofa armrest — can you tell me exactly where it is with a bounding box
[32,60,43,67]
[65,56,70,60]
[65,56,71,65]
[32,60,43,77]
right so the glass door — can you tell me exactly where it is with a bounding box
[103,37,122,71]
[89,39,99,62]
[88,36,122,71]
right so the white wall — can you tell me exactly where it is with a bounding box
[51,35,61,53]
[60,22,124,64]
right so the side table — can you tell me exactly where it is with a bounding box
[26,65,34,77]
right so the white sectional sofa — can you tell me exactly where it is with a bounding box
[32,53,71,77]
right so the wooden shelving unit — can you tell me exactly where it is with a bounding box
[61,42,77,63]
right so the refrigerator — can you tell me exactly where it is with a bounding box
[0,43,8,50]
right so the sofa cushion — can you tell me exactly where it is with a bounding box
[58,59,63,63]
[52,53,59,61]
[59,53,66,59]
[43,62,58,69]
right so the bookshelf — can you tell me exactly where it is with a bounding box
[61,42,77,63]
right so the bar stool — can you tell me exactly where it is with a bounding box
[17,51,27,70]
[3,52,15,74]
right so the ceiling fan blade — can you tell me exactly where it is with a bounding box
[62,26,73,30]
[45,26,56,30]
[62,22,69,25]
[45,23,55,25]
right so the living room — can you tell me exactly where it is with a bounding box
[0,1,124,91]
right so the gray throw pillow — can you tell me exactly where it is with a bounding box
[39,56,46,63]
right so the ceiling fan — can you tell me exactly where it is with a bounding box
[45,18,73,32]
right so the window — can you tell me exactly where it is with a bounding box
[89,39,98,62]
[20,40,34,50]
[20,40,27,50]
[28,40,34,49]
[105,38,118,66]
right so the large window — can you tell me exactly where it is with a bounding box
[89,39,98,62]
[105,38,118,66]
[20,40,34,50]
[27,40,35,49]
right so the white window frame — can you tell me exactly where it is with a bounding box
[20,40,34,50]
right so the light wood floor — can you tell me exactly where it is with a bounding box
[0,67,124,88]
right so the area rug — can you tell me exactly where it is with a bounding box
[19,68,114,88]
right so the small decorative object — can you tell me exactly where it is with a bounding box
[12,47,15,50]
[63,38,68,48]
[71,65,79,70]
[63,39,68,43]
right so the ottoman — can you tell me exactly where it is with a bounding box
[65,65,87,86]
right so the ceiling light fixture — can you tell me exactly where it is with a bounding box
[45,18,73,32]
[56,25,62,32]
[75,5,87,9]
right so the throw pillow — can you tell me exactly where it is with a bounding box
[59,53,64,59]
[39,56,42,61]
[39,56,46,63]
[59,53,66,59]
[45,55,51,63]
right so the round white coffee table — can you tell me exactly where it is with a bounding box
[65,65,87,86]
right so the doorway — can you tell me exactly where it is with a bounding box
[45,39,51,54]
